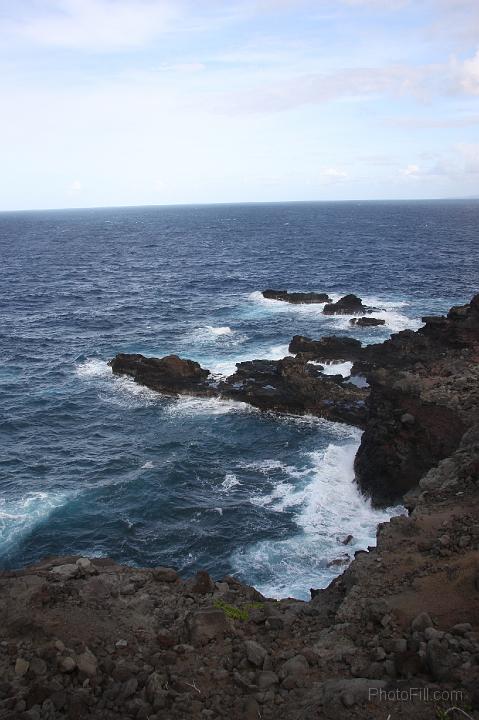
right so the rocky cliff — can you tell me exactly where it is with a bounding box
[1,295,479,719]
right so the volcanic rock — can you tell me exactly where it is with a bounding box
[289,334,362,360]
[354,294,479,505]
[221,356,368,426]
[323,294,367,315]
[109,353,212,396]
[350,317,385,327]
[187,608,228,644]
[262,289,331,303]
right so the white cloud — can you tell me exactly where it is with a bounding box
[458,143,479,174]
[67,179,83,195]
[212,64,436,113]
[17,0,179,52]
[384,114,479,129]
[321,167,348,178]
[458,49,479,95]
[341,0,409,7]
[401,164,420,177]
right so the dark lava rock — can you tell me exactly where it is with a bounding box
[323,294,367,315]
[289,335,362,361]
[359,294,479,372]
[354,374,465,505]
[109,352,367,427]
[262,289,331,304]
[350,317,385,327]
[109,354,213,396]
[221,356,368,426]
[354,294,479,505]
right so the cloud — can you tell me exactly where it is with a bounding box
[458,49,479,95]
[67,179,83,195]
[321,167,349,182]
[400,164,420,177]
[431,0,479,45]
[384,113,479,129]
[458,143,479,174]
[341,0,409,7]
[16,0,179,52]
[211,62,441,113]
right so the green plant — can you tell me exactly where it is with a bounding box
[213,599,249,621]
[213,599,264,621]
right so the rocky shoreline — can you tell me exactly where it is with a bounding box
[1,294,478,719]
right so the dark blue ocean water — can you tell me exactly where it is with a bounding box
[1,200,478,599]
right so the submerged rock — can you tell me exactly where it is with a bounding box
[350,317,385,327]
[262,289,331,303]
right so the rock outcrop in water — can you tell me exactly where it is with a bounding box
[109,354,214,397]
[323,294,367,315]
[2,295,479,719]
[109,352,368,427]
[109,295,479,510]
[221,356,367,426]
[262,289,332,304]
[288,335,362,361]
[350,317,385,327]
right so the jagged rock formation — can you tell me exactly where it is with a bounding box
[109,353,368,427]
[323,294,367,315]
[288,335,363,361]
[109,354,213,397]
[110,295,479,508]
[354,294,479,505]
[221,356,367,426]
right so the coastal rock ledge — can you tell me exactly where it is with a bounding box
[1,438,478,720]
[1,296,478,719]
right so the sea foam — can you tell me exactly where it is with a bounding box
[0,491,68,554]
[232,434,405,600]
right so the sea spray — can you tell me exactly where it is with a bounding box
[232,435,404,600]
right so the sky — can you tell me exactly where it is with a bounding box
[0,0,478,210]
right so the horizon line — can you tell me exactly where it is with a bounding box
[1,195,478,214]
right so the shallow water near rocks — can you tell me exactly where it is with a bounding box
[1,200,478,599]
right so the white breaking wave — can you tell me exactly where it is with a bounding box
[331,308,421,334]
[99,376,161,409]
[75,358,110,378]
[240,458,310,481]
[190,325,236,343]
[207,359,239,377]
[75,357,162,409]
[248,290,341,315]
[316,360,354,377]
[221,474,241,492]
[208,342,291,378]
[362,295,410,309]
[164,395,254,418]
[248,290,421,333]
[232,434,405,600]
[0,491,68,553]
[141,461,154,469]
[207,326,233,336]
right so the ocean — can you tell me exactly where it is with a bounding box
[1,200,478,600]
